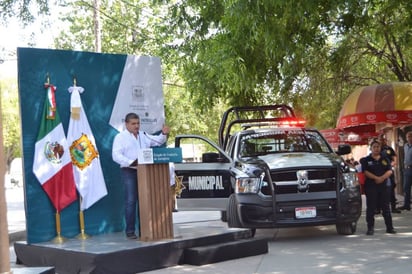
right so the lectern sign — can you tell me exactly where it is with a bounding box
[153,148,182,163]
[137,148,182,164]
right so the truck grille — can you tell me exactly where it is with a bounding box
[269,168,337,194]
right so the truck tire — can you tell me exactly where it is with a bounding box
[227,194,242,228]
[250,228,256,237]
[336,221,357,235]
[220,210,227,222]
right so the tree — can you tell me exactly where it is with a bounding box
[6,0,412,131]
[0,78,21,171]
[163,81,227,143]
[54,0,171,55]
[54,0,229,140]
[154,1,412,127]
[0,0,50,24]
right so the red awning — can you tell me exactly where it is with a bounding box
[337,82,412,129]
[320,128,377,146]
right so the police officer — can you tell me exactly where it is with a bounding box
[360,139,396,235]
[379,134,401,213]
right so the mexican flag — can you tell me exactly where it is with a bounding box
[32,84,77,212]
[67,85,108,210]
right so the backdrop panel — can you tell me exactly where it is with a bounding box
[17,47,164,243]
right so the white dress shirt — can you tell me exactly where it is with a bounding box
[112,130,167,168]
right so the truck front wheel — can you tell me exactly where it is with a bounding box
[220,210,227,222]
[336,221,357,235]
[227,194,242,228]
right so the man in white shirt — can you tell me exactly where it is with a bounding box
[112,113,170,239]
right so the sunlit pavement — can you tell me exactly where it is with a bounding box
[6,185,25,267]
[6,186,25,235]
[7,186,412,274]
[143,194,412,274]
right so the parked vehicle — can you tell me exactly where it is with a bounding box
[9,157,23,187]
[173,105,362,235]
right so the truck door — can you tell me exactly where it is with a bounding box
[173,135,233,211]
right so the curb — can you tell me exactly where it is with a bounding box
[9,230,26,245]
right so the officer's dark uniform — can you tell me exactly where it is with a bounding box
[360,154,395,233]
[381,144,398,211]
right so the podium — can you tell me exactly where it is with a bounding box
[137,163,173,241]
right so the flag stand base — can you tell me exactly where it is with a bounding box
[52,234,67,244]
[76,231,90,240]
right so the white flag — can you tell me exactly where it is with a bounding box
[67,85,108,210]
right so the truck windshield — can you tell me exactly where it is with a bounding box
[239,129,331,157]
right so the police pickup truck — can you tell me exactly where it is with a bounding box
[173,105,362,235]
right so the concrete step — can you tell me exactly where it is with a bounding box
[11,266,55,274]
[182,237,268,265]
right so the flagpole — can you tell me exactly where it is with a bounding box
[67,83,107,239]
[52,211,66,244]
[34,76,77,244]
[76,197,90,239]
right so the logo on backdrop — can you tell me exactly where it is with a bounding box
[132,85,144,100]
[109,55,165,134]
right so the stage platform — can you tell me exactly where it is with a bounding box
[13,218,267,274]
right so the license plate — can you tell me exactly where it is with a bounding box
[295,206,316,219]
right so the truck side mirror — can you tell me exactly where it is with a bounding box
[202,152,219,163]
[336,144,351,155]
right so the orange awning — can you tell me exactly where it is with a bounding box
[337,82,412,129]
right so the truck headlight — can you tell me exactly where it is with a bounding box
[343,172,359,188]
[235,177,261,193]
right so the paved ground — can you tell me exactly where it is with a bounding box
[6,186,412,274]
[6,186,25,234]
[142,204,412,274]
[6,185,26,266]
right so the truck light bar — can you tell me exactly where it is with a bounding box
[278,119,306,127]
[241,119,306,129]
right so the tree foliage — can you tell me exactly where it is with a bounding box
[4,0,412,138]
[157,0,412,128]
[54,0,226,140]
[0,78,21,171]
[0,0,50,24]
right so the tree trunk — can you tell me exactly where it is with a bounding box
[94,0,102,53]
[0,85,11,272]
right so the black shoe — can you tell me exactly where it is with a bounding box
[126,233,138,239]
[397,206,411,211]
[386,228,397,234]
[366,229,374,236]
[172,209,178,212]
[392,208,402,213]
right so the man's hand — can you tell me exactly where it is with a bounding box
[161,124,170,135]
